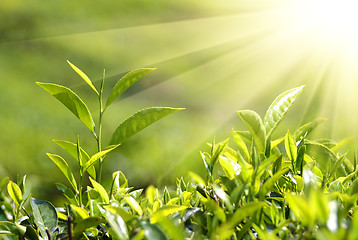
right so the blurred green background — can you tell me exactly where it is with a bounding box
[1,0,357,201]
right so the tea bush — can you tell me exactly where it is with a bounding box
[1,62,358,240]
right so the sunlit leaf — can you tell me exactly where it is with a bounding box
[83,145,120,173]
[306,141,337,173]
[232,130,250,160]
[46,153,77,191]
[264,86,304,138]
[89,177,109,204]
[104,206,133,222]
[36,82,95,135]
[285,193,314,226]
[67,60,99,95]
[7,181,23,206]
[151,205,188,224]
[259,168,289,200]
[285,130,297,162]
[294,118,327,141]
[237,110,266,154]
[110,107,184,145]
[102,209,129,240]
[124,196,143,216]
[53,140,96,178]
[105,68,156,109]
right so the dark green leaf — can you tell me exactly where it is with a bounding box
[73,217,105,240]
[110,107,184,145]
[0,221,26,238]
[105,68,156,109]
[141,220,168,240]
[25,225,39,240]
[30,198,58,240]
[264,86,304,138]
[36,82,95,135]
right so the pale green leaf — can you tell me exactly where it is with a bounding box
[294,118,327,141]
[67,60,99,95]
[264,86,304,138]
[124,196,143,216]
[46,153,77,191]
[110,107,184,145]
[89,177,109,204]
[36,82,95,134]
[83,145,120,173]
[105,68,156,109]
[232,130,250,160]
[237,110,266,154]
[7,181,23,206]
[53,140,96,178]
[285,130,297,162]
[102,209,129,240]
[151,205,188,224]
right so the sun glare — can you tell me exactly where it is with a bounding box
[291,0,358,56]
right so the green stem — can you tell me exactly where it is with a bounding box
[97,69,105,183]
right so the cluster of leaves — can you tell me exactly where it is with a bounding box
[1,63,358,239]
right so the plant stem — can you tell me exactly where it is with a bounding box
[97,70,105,183]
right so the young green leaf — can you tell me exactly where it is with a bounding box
[150,205,188,224]
[124,196,143,216]
[36,83,95,135]
[237,110,266,154]
[83,144,120,173]
[285,130,297,162]
[232,130,250,160]
[89,177,109,204]
[110,107,184,145]
[73,217,105,240]
[67,60,99,95]
[294,118,327,141]
[30,198,58,240]
[264,86,304,139]
[102,209,129,240]
[7,181,23,206]
[141,220,167,240]
[53,140,96,178]
[105,68,156,109]
[46,153,78,191]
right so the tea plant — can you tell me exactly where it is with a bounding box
[1,63,358,240]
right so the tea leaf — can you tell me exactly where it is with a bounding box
[232,130,250,160]
[141,220,167,240]
[104,206,133,222]
[264,86,304,138]
[237,110,266,154]
[30,198,58,240]
[110,107,184,145]
[89,177,109,204]
[36,82,95,135]
[285,130,297,162]
[67,60,99,95]
[53,140,96,178]
[102,209,129,240]
[0,221,26,238]
[124,196,143,216]
[151,205,188,224]
[7,181,23,206]
[105,68,156,109]
[294,118,327,141]
[46,153,78,191]
[83,145,120,173]
[73,217,105,240]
